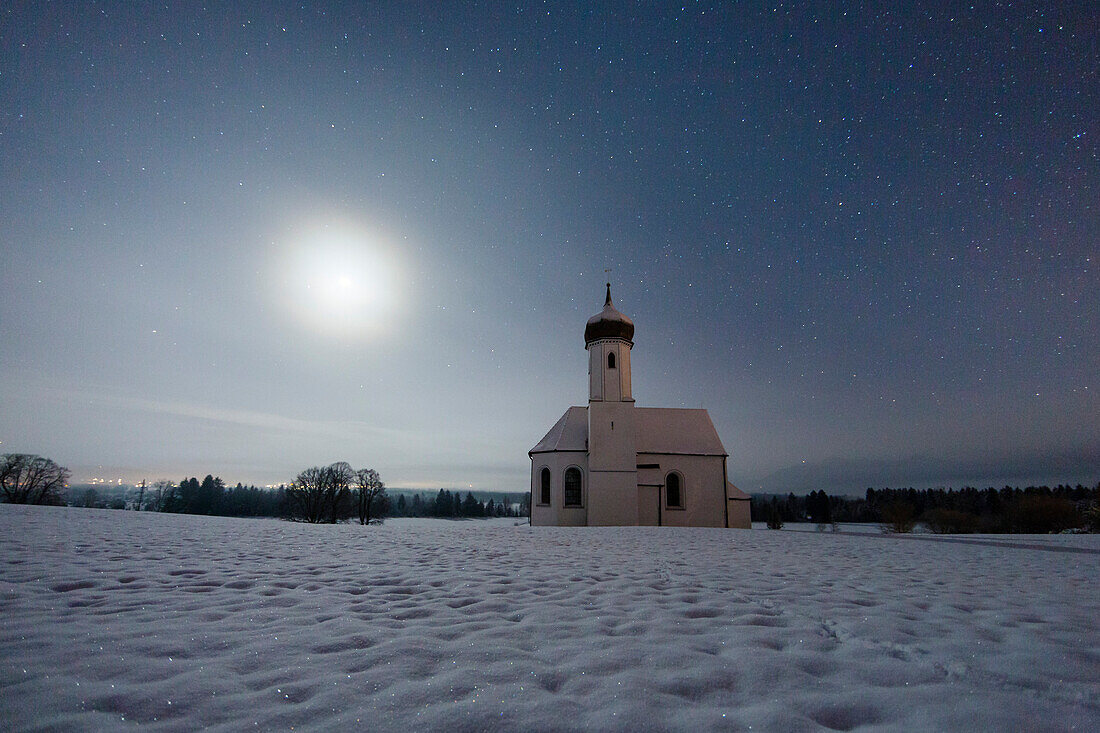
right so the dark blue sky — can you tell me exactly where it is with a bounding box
[1,2,1096,493]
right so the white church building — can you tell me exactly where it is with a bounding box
[529,285,752,528]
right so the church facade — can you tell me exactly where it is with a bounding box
[529,286,751,528]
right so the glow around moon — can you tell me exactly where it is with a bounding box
[277,219,404,339]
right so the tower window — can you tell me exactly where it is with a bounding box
[666,472,684,509]
[539,467,551,505]
[563,467,583,507]
[608,352,616,369]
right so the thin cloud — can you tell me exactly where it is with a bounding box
[24,382,409,442]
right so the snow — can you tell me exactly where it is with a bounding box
[1,505,1097,731]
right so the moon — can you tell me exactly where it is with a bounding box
[278,219,402,339]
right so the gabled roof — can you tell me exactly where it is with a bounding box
[529,406,588,454]
[530,406,727,457]
[636,408,727,456]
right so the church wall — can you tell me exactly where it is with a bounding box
[727,498,751,529]
[604,340,631,401]
[587,399,639,525]
[637,484,660,525]
[637,453,727,528]
[588,346,602,401]
[588,402,636,472]
[587,339,632,402]
[587,470,640,526]
[530,451,588,526]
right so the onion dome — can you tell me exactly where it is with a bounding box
[584,283,634,345]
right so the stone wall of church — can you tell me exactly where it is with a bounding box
[636,453,728,528]
[727,496,751,529]
[529,451,588,526]
[587,470,641,526]
[587,338,632,402]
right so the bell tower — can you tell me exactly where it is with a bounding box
[586,283,634,402]
[584,284,638,525]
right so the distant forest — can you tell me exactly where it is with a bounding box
[752,484,1100,534]
[69,476,526,522]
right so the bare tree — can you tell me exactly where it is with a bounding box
[287,466,327,523]
[287,462,353,523]
[880,500,917,533]
[1086,498,1100,533]
[324,462,354,523]
[354,468,386,525]
[0,454,70,505]
[132,479,147,510]
[148,479,180,512]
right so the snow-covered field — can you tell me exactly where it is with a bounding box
[1,506,1097,731]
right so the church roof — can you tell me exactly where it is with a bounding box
[529,406,728,457]
[584,284,635,344]
[727,482,750,500]
[529,406,588,453]
[636,408,727,456]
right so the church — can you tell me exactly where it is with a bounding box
[529,285,752,528]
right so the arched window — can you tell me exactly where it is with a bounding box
[539,467,551,505]
[666,472,683,508]
[608,352,616,369]
[563,467,583,507]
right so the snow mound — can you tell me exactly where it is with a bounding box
[1,506,1097,731]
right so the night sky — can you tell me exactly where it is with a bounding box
[2,2,1096,494]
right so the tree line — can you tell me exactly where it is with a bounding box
[2,453,525,524]
[752,483,1100,533]
[387,489,524,519]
